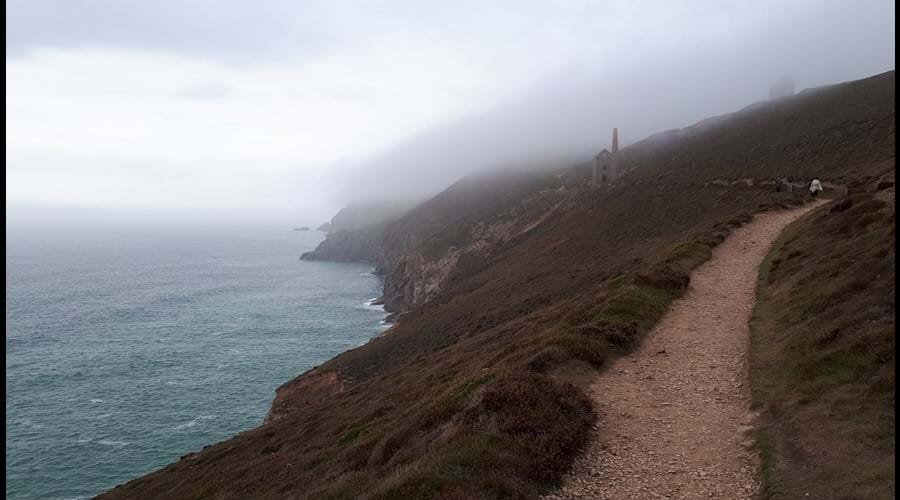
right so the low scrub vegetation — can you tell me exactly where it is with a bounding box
[750,186,895,499]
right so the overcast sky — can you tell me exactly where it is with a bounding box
[6,0,895,227]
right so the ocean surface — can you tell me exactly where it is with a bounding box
[5,226,388,500]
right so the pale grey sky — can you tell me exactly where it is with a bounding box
[6,0,895,227]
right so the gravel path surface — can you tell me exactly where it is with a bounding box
[546,203,824,500]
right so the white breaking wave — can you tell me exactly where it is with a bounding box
[174,415,215,430]
[210,326,241,336]
[97,440,128,447]
[359,297,386,312]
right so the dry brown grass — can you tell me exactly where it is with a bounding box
[750,185,895,499]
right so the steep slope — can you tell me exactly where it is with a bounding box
[327,201,418,234]
[623,72,894,186]
[376,168,569,315]
[299,222,388,263]
[378,71,895,316]
[99,70,894,499]
[300,200,417,262]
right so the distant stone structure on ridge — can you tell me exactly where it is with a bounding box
[769,77,795,99]
[593,128,620,187]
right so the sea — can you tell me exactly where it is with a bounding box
[5,225,389,500]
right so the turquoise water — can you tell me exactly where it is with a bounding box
[5,226,387,500]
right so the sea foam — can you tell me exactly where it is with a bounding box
[359,297,386,312]
[97,440,128,447]
[174,415,215,430]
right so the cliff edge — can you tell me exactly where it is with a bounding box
[300,201,415,263]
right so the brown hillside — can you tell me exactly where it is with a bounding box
[98,71,895,499]
[750,172,895,499]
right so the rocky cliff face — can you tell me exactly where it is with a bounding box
[303,170,582,311]
[375,169,579,315]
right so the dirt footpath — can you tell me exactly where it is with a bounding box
[546,202,824,500]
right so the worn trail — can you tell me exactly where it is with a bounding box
[547,202,824,500]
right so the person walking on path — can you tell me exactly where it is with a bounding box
[810,177,823,198]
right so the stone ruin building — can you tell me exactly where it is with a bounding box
[769,77,795,99]
[592,128,619,187]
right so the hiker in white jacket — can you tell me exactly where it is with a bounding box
[809,178,823,198]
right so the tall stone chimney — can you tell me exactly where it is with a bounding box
[611,128,619,180]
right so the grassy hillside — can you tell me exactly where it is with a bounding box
[623,72,895,186]
[751,173,895,499]
[99,71,895,499]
